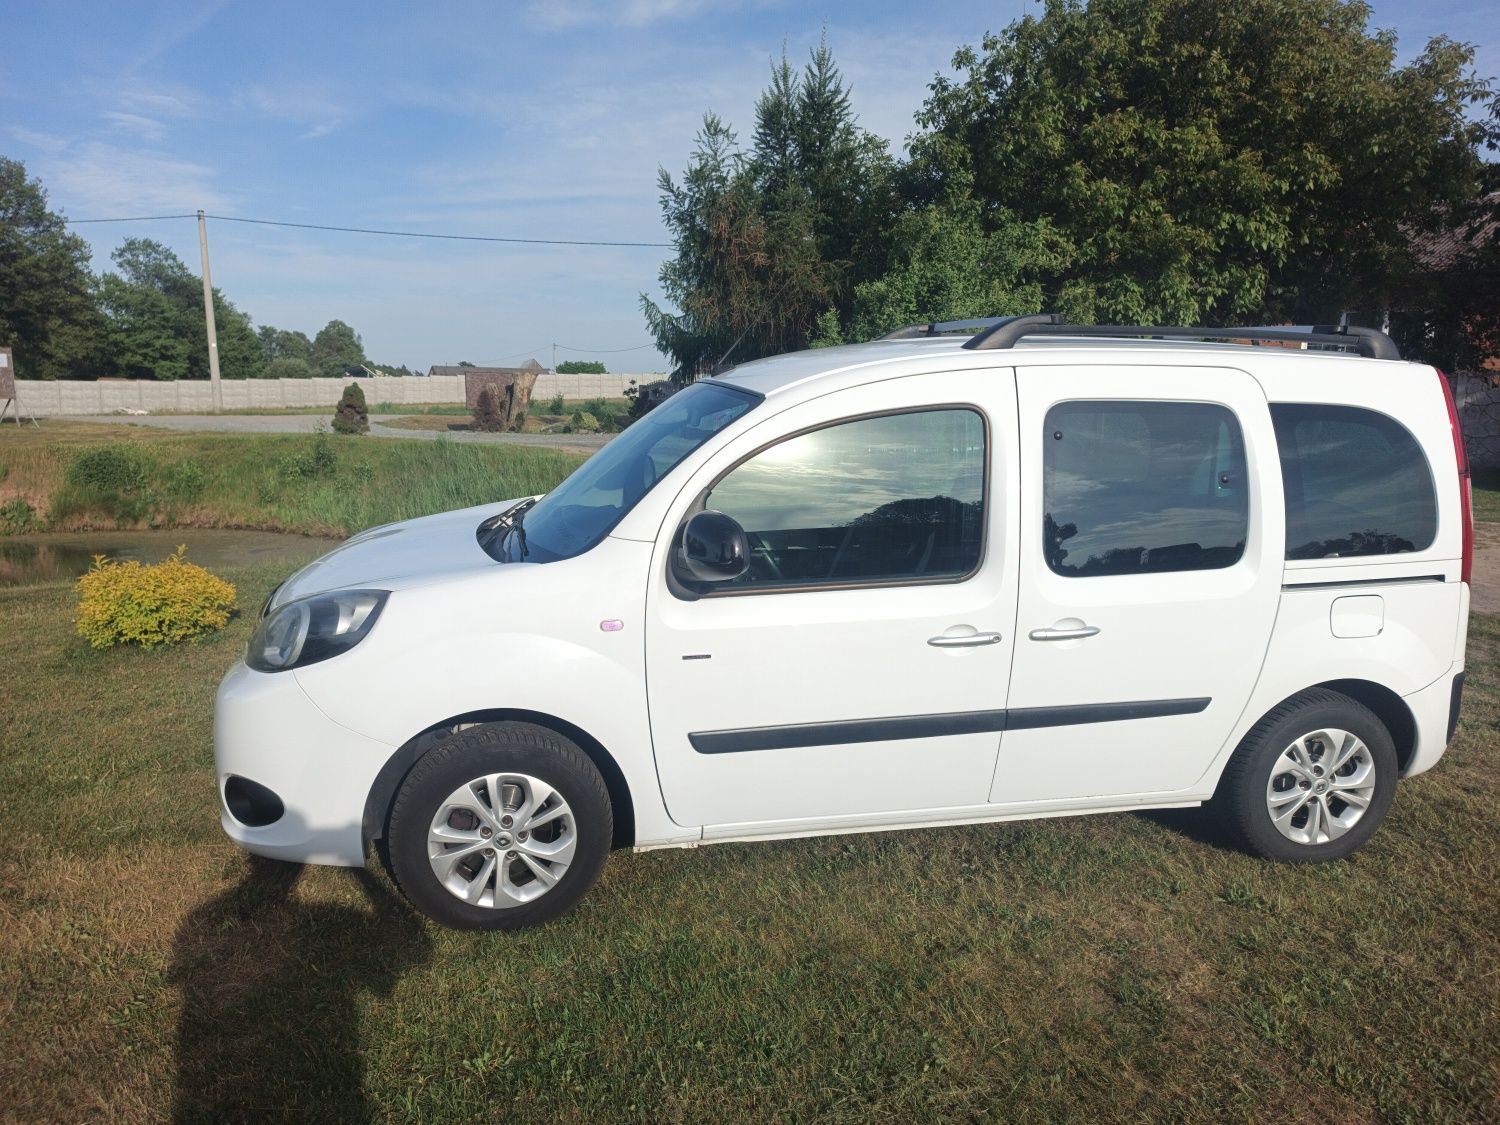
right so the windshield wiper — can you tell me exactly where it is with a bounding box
[476,497,538,561]
[504,497,537,561]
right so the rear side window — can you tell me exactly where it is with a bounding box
[1271,403,1437,560]
[1043,401,1248,577]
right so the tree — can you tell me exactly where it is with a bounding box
[643,41,895,381]
[331,381,368,434]
[457,360,476,367]
[813,201,1065,345]
[97,238,262,380]
[0,157,103,378]
[556,360,607,374]
[257,326,313,365]
[912,0,1494,324]
[263,357,316,379]
[312,320,366,378]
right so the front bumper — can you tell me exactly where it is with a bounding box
[214,661,397,866]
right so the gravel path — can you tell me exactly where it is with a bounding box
[64,414,611,453]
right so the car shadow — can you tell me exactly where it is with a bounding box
[169,855,432,1123]
[1136,804,1242,853]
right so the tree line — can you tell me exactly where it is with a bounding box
[644,0,1500,380]
[0,158,410,381]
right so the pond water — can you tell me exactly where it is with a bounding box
[0,529,341,588]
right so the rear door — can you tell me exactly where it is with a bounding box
[992,364,1283,804]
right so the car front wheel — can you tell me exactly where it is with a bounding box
[386,722,612,930]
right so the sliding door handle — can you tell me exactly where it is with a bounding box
[928,631,1003,648]
[1028,624,1101,642]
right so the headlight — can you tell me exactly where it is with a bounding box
[246,590,389,673]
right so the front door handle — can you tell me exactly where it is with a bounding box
[928,631,1003,648]
[1028,624,1101,642]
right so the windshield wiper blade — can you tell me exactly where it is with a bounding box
[477,497,538,560]
[505,497,537,560]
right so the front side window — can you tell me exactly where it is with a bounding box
[703,408,986,590]
[1044,401,1248,577]
[1271,403,1437,560]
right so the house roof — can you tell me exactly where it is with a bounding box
[428,360,545,378]
[1412,192,1499,273]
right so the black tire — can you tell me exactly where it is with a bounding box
[386,722,611,931]
[1215,689,1398,862]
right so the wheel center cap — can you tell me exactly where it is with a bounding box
[1314,781,1328,794]
[495,835,511,848]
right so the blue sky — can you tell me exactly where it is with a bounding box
[4,0,1496,373]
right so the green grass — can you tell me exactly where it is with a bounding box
[0,559,1497,1119]
[1472,468,1500,524]
[0,421,583,538]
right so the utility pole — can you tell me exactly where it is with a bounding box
[551,342,556,373]
[197,209,223,411]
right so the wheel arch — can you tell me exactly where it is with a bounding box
[1313,678,1417,774]
[362,710,636,851]
[1215,678,1418,797]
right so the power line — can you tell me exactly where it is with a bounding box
[65,213,198,224]
[555,342,657,353]
[63,211,672,247]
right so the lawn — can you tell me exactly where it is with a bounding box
[1,428,1497,1121]
[1,562,1498,1120]
[0,421,584,538]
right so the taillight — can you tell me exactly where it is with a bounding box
[1435,368,1472,585]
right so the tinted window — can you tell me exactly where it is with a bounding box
[1271,403,1437,560]
[1044,401,1248,577]
[704,409,985,589]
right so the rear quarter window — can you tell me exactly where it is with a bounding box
[1270,403,1437,560]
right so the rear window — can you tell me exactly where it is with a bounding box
[1270,403,1437,560]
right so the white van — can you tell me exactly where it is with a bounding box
[215,316,1471,930]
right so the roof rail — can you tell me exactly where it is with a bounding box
[961,315,1402,360]
[880,316,1016,339]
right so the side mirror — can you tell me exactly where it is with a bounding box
[679,510,749,583]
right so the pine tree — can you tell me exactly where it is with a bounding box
[331,382,369,434]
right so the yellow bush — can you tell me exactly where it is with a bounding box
[75,546,237,649]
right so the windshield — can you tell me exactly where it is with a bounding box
[498,380,761,562]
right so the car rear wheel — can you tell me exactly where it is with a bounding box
[1216,689,1398,862]
[386,722,612,930]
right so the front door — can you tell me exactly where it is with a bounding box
[991,364,1283,805]
[647,371,1020,831]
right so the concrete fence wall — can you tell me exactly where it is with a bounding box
[1452,373,1500,470]
[10,373,652,416]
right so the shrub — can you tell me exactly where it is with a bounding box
[75,546,237,649]
[332,382,369,434]
[60,444,155,521]
[546,393,565,414]
[512,410,527,432]
[569,410,599,432]
[471,385,505,432]
[163,459,207,501]
[281,432,338,480]
[556,360,607,374]
[68,445,151,493]
[1,497,40,534]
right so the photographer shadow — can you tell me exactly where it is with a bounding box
[170,854,431,1123]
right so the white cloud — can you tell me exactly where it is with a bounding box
[6,126,67,155]
[39,140,230,215]
[525,0,739,30]
[236,82,345,140]
[102,112,168,140]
